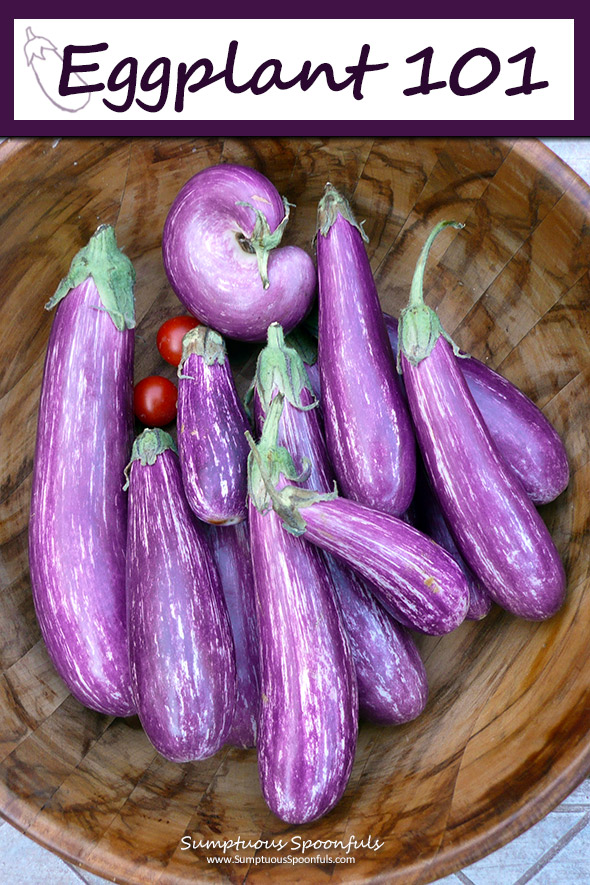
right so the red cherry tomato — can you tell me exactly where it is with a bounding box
[134,376,178,427]
[156,315,201,367]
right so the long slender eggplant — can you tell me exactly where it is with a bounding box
[254,324,428,724]
[29,226,136,717]
[177,326,250,524]
[248,398,357,824]
[384,313,568,505]
[162,164,316,342]
[125,430,236,762]
[316,183,415,516]
[249,397,469,638]
[208,521,259,748]
[398,222,566,620]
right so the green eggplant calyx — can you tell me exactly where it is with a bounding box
[246,393,337,535]
[255,322,318,414]
[398,220,465,370]
[316,182,369,242]
[178,326,226,377]
[123,428,177,490]
[47,224,136,331]
[246,394,309,514]
[236,196,293,289]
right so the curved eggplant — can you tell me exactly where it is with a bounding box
[384,313,568,505]
[316,184,415,516]
[125,430,236,762]
[398,222,566,620]
[248,399,357,824]
[254,324,428,723]
[208,521,259,749]
[28,226,136,717]
[162,164,316,342]
[177,326,250,524]
[249,397,470,637]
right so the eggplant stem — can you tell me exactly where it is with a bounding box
[47,225,136,331]
[178,326,226,375]
[316,182,369,242]
[236,197,293,289]
[409,220,464,308]
[245,393,337,535]
[255,322,318,414]
[123,428,177,490]
[398,220,466,370]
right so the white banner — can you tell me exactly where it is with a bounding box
[14,19,574,121]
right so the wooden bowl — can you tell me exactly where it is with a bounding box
[1,137,589,885]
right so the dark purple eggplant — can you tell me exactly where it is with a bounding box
[29,226,136,717]
[254,323,428,724]
[316,183,415,516]
[177,326,250,525]
[247,397,357,824]
[384,313,568,505]
[125,429,236,762]
[398,221,566,621]
[208,521,259,749]
[249,396,469,637]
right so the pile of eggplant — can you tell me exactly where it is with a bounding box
[29,164,568,825]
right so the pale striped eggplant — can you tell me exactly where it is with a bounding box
[29,225,136,717]
[384,313,568,505]
[248,397,357,824]
[125,429,236,761]
[398,222,566,620]
[177,326,250,525]
[316,183,415,516]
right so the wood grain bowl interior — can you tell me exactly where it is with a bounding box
[0,137,589,885]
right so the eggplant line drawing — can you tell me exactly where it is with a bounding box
[24,26,91,113]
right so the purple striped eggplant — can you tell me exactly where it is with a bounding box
[316,183,415,516]
[398,222,566,620]
[254,323,428,724]
[162,164,316,342]
[125,429,236,762]
[384,313,568,505]
[208,521,259,748]
[413,462,492,621]
[249,396,469,637]
[177,326,250,524]
[325,559,428,724]
[28,226,136,717]
[248,398,357,824]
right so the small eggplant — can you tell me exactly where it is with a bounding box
[397,222,566,621]
[125,430,236,762]
[177,326,250,525]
